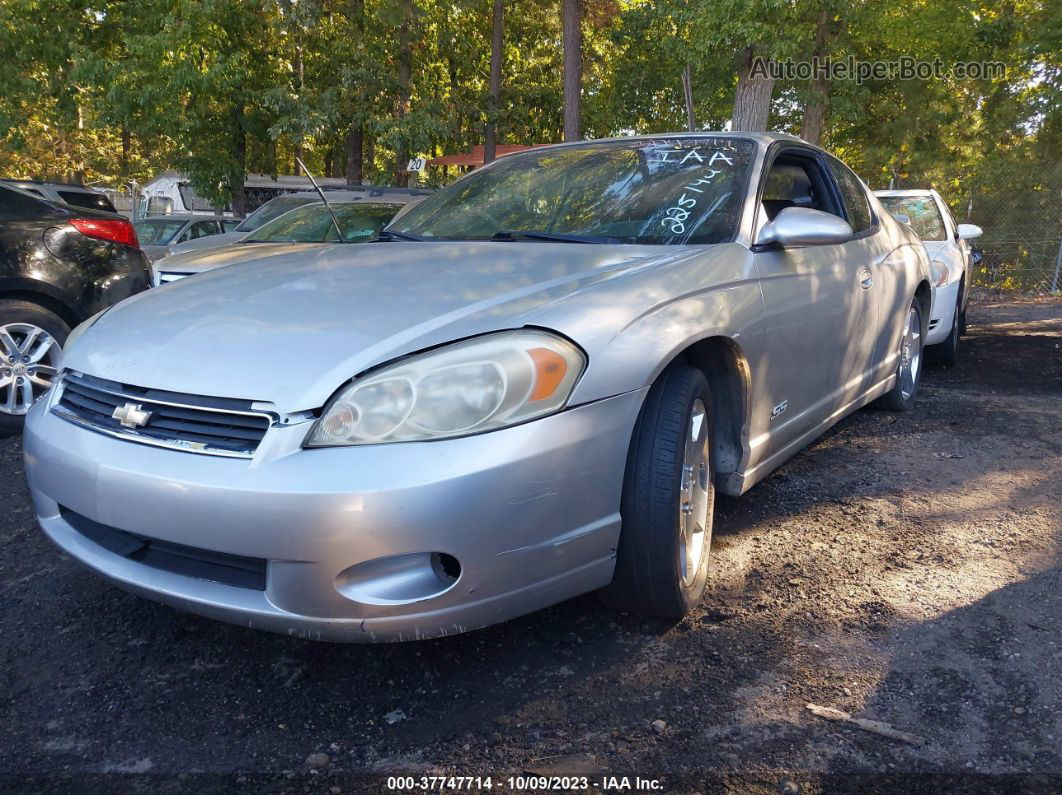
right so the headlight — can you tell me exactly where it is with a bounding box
[305,330,586,447]
[929,260,949,287]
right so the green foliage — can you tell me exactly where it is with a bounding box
[0,0,1056,224]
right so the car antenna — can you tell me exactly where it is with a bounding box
[295,156,343,242]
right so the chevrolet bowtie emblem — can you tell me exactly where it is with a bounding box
[112,402,152,429]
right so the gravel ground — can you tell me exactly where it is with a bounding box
[1,297,1060,794]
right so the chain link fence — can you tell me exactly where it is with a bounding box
[961,182,1062,294]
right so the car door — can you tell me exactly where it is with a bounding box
[752,146,878,456]
[822,156,897,389]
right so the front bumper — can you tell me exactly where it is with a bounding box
[926,280,960,345]
[24,389,645,642]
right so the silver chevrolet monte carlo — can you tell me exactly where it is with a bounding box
[23,133,932,642]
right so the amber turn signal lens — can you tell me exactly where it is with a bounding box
[528,347,569,401]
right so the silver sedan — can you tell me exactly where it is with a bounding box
[24,133,931,642]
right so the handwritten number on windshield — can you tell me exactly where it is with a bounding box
[662,168,722,235]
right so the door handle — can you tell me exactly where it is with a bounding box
[860,270,874,290]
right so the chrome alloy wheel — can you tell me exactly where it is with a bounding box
[898,307,922,400]
[0,323,61,415]
[678,399,711,585]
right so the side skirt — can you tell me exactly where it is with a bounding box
[719,372,897,496]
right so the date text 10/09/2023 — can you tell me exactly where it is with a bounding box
[386,775,664,791]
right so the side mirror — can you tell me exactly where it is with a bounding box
[956,223,983,241]
[756,207,854,248]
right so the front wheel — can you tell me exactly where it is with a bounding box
[875,299,924,412]
[0,300,68,436]
[602,364,715,618]
[926,295,960,367]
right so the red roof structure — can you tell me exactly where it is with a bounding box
[427,144,547,168]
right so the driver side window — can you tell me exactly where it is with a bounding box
[756,151,842,237]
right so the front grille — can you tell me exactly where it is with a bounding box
[61,506,267,590]
[53,371,272,458]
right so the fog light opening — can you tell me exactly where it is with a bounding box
[431,552,461,583]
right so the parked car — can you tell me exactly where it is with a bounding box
[1,179,118,214]
[165,187,433,257]
[153,200,421,285]
[875,189,982,365]
[24,133,931,641]
[0,184,150,435]
[133,214,241,262]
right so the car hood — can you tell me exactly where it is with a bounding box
[66,241,690,412]
[140,244,172,263]
[153,242,321,277]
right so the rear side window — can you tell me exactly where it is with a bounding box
[878,196,946,241]
[826,157,873,233]
[0,185,49,219]
[58,190,117,213]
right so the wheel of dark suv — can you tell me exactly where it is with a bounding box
[876,299,924,412]
[926,294,960,367]
[602,363,715,618]
[0,299,69,436]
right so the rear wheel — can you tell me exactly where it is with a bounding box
[0,300,68,436]
[876,300,923,412]
[602,364,715,618]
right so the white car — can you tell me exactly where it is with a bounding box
[875,189,982,365]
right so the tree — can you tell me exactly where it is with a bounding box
[562,0,582,141]
[730,46,774,131]
[483,0,504,163]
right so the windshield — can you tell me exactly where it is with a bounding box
[242,202,402,243]
[879,196,946,241]
[390,137,755,244]
[133,219,186,244]
[235,196,317,232]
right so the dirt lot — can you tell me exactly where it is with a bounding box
[1,297,1060,794]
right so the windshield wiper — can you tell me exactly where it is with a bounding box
[372,229,425,242]
[490,230,619,244]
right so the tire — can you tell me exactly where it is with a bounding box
[0,299,70,437]
[958,301,968,337]
[926,296,960,367]
[875,298,924,412]
[602,363,715,618]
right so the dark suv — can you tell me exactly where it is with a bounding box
[0,184,151,434]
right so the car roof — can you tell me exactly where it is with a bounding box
[499,131,805,158]
[0,179,102,192]
[283,187,431,200]
[874,189,940,198]
[137,214,233,222]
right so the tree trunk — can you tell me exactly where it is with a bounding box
[731,46,774,131]
[345,0,365,185]
[230,101,247,216]
[800,9,830,145]
[681,64,695,132]
[346,126,363,185]
[483,0,504,163]
[364,134,376,182]
[562,0,581,142]
[120,125,131,178]
[393,0,414,187]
